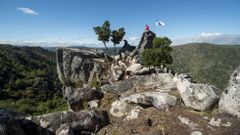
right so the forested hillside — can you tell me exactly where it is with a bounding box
[170,43,240,90]
[0,44,67,115]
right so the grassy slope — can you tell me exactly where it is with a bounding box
[169,43,240,90]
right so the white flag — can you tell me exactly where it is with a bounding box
[156,19,165,26]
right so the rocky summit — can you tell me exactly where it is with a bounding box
[1,30,240,135]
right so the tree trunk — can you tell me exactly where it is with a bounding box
[103,42,110,55]
[114,44,117,53]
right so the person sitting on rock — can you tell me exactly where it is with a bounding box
[119,40,136,60]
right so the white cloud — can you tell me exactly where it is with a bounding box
[17,7,38,15]
[201,32,222,36]
[127,36,140,46]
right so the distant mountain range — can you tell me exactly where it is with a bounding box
[172,34,240,45]
[1,34,240,47]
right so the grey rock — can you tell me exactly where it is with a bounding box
[55,123,73,135]
[101,73,176,95]
[110,92,177,119]
[126,63,149,75]
[138,30,156,54]
[174,74,220,111]
[0,109,53,135]
[101,79,133,95]
[110,62,124,81]
[56,48,113,87]
[219,66,240,117]
[191,131,203,135]
[63,87,104,111]
[29,110,109,134]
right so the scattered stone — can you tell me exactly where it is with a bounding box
[222,122,232,127]
[178,115,199,130]
[191,131,203,135]
[55,123,73,135]
[126,63,149,75]
[209,118,221,127]
[88,100,100,108]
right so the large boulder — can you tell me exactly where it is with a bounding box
[56,48,113,88]
[27,110,109,134]
[126,63,149,75]
[219,66,240,117]
[0,109,54,135]
[174,74,220,111]
[110,92,177,119]
[101,73,176,95]
[63,87,104,111]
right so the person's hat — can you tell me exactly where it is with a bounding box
[145,25,149,31]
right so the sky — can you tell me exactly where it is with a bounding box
[0,0,240,47]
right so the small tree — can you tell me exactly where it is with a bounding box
[142,37,173,69]
[111,28,125,53]
[93,20,111,52]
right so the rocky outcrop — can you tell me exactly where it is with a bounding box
[137,30,156,54]
[219,66,240,117]
[63,87,104,111]
[110,92,177,120]
[56,48,113,87]
[174,74,220,111]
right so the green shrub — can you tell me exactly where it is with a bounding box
[142,37,173,68]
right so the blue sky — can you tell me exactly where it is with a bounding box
[0,0,240,46]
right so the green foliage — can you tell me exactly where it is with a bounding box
[111,28,125,53]
[0,96,67,115]
[94,21,126,54]
[90,76,101,90]
[153,37,172,48]
[169,43,240,91]
[93,20,111,52]
[142,37,173,68]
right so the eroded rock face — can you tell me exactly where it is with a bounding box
[28,110,109,134]
[174,74,220,111]
[56,48,113,87]
[110,92,177,119]
[138,30,156,54]
[219,66,240,117]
